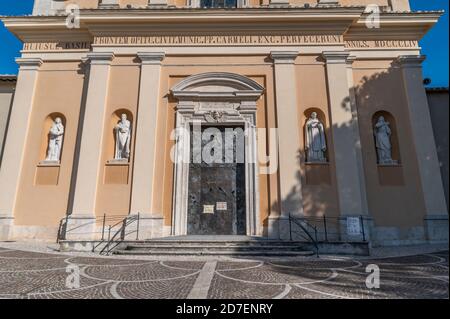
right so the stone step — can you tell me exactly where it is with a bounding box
[124,244,308,251]
[113,249,315,257]
[125,241,307,248]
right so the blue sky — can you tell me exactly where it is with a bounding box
[0,0,448,87]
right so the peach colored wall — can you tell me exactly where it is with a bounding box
[296,55,340,219]
[0,82,15,161]
[14,62,85,227]
[352,59,426,229]
[95,57,140,221]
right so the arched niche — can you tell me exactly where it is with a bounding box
[39,112,66,163]
[372,110,401,165]
[302,107,329,163]
[108,108,134,162]
[302,108,331,185]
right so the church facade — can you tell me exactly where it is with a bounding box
[0,0,448,246]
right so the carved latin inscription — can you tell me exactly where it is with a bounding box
[94,35,344,46]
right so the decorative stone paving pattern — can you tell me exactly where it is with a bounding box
[0,247,447,299]
[208,274,287,299]
[115,276,198,299]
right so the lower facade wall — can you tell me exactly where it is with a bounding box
[0,55,448,248]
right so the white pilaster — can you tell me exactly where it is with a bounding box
[322,51,366,222]
[270,51,303,239]
[396,55,448,242]
[129,52,165,239]
[68,52,114,239]
[0,58,42,240]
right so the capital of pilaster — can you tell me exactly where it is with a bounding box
[268,0,290,7]
[15,58,43,70]
[317,0,340,7]
[86,52,115,65]
[321,51,351,64]
[270,51,299,64]
[346,55,357,66]
[147,0,168,7]
[137,52,166,65]
[395,55,426,68]
[98,0,120,8]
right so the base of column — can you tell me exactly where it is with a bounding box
[424,215,449,243]
[0,215,14,241]
[268,216,291,240]
[63,215,97,240]
[135,215,165,240]
[338,215,372,242]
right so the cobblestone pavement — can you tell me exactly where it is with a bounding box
[0,246,447,299]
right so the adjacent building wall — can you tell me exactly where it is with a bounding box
[0,77,15,168]
[427,88,449,212]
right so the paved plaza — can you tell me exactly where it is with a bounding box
[0,244,447,299]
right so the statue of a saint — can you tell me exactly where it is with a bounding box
[374,116,396,165]
[114,113,131,160]
[305,112,327,163]
[45,117,64,163]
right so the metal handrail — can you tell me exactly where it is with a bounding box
[100,214,140,256]
[289,213,319,257]
[288,215,368,244]
[56,214,137,244]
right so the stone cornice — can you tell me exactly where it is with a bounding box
[345,12,441,41]
[1,10,442,44]
[171,72,264,101]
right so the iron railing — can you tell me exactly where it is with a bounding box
[288,215,368,243]
[289,213,319,257]
[99,214,140,255]
[56,213,141,252]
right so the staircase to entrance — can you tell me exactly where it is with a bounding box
[112,236,316,257]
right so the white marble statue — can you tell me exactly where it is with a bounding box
[305,112,327,163]
[114,113,131,160]
[45,117,64,162]
[374,116,396,165]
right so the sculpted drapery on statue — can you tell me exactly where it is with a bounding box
[305,112,327,163]
[114,113,132,161]
[45,117,64,163]
[374,116,397,165]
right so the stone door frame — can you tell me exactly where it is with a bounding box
[170,72,264,237]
